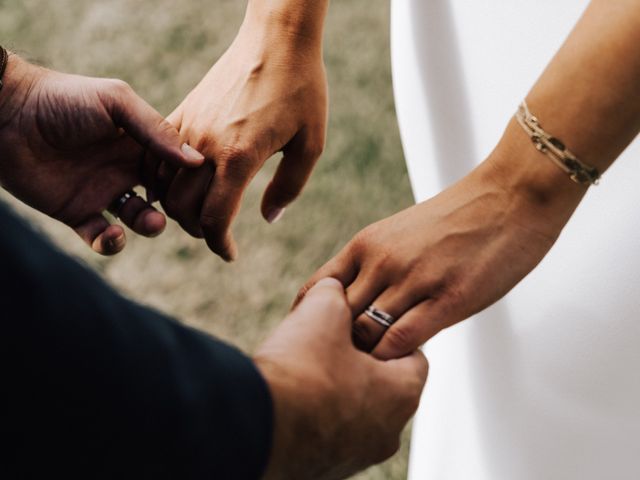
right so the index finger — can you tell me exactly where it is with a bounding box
[293,245,359,309]
[103,80,205,169]
[199,151,255,261]
[289,278,353,340]
[382,350,429,389]
[378,350,429,417]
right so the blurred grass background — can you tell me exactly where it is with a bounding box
[0,1,415,478]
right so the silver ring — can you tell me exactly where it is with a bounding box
[364,305,396,329]
[109,190,136,217]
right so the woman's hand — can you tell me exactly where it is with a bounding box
[297,0,640,360]
[155,2,328,261]
[299,134,588,360]
[0,55,204,255]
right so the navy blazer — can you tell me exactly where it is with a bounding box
[0,203,272,479]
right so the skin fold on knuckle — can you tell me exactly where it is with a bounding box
[433,283,468,329]
[199,209,228,235]
[351,229,373,254]
[110,78,132,92]
[155,117,180,143]
[105,79,134,107]
[94,79,128,116]
[217,145,256,183]
[380,323,418,358]
[190,130,214,156]
[351,319,381,352]
[352,224,393,264]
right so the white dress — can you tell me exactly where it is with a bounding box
[390,1,640,479]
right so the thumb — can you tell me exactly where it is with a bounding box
[378,350,429,417]
[290,277,352,340]
[102,79,204,169]
[382,350,429,391]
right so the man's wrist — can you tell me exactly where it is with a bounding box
[253,357,298,480]
[0,54,36,130]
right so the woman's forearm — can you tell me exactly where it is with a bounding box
[489,0,640,225]
[243,0,329,54]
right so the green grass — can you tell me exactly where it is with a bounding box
[0,1,415,478]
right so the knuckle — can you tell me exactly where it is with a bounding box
[199,211,226,232]
[304,140,325,161]
[109,79,133,96]
[382,324,418,356]
[372,437,401,464]
[352,318,382,352]
[156,117,177,136]
[401,381,423,415]
[219,160,253,185]
[444,282,466,308]
[351,224,390,259]
[192,132,215,155]
[351,229,373,255]
[218,145,255,167]
[373,245,396,270]
[434,282,467,324]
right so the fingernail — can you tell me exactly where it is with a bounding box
[222,248,238,263]
[107,233,126,253]
[266,207,286,224]
[315,278,343,290]
[181,143,205,163]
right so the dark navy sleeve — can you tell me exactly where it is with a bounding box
[0,203,273,479]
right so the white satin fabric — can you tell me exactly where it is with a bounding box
[390,1,640,479]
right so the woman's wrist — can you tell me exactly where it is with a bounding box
[480,117,588,236]
[243,0,328,56]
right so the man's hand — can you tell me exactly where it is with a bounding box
[155,1,328,261]
[0,54,204,255]
[255,278,428,480]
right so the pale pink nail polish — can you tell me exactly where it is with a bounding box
[181,143,205,163]
[266,207,286,224]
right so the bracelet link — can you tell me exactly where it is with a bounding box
[515,101,600,186]
[0,46,8,92]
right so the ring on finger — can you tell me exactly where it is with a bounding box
[364,305,396,329]
[108,190,137,217]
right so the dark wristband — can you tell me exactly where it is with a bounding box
[0,46,9,91]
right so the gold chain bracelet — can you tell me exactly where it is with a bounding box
[0,46,8,91]
[515,101,600,186]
